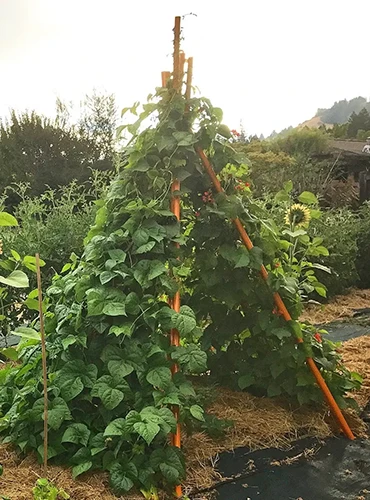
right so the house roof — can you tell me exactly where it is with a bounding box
[330,140,367,155]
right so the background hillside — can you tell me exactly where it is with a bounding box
[299,96,370,129]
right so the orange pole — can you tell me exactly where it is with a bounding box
[195,146,355,440]
[170,180,181,354]
[170,17,183,498]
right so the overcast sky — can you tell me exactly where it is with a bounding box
[0,0,369,136]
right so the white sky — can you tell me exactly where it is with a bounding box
[0,0,369,136]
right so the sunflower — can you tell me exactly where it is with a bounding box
[284,203,311,227]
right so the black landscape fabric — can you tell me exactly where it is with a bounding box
[212,436,370,500]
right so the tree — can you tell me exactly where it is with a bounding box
[331,123,348,138]
[79,91,117,167]
[0,111,93,196]
[347,108,370,138]
[319,96,368,125]
[0,92,117,197]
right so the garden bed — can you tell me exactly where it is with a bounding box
[1,330,369,500]
[2,290,370,499]
[0,386,365,500]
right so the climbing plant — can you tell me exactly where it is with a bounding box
[0,212,46,354]
[0,82,361,496]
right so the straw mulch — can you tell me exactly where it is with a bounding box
[1,388,365,500]
[182,387,366,494]
[0,444,146,500]
[340,335,370,408]
[301,288,370,325]
[2,289,370,499]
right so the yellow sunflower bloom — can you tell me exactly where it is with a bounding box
[285,204,311,227]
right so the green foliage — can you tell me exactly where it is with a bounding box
[308,204,370,296]
[271,183,330,301]
[234,130,332,197]
[239,143,295,196]
[309,209,360,296]
[257,195,362,298]
[355,202,370,289]
[32,478,69,500]
[0,83,361,496]
[1,172,112,286]
[347,108,370,138]
[0,212,45,352]
[331,122,348,139]
[272,128,329,157]
[0,92,116,197]
[0,111,85,196]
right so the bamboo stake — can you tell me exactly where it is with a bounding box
[195,147,355,440]
[36,253,49,473]
[179,51,185,92]
[185,57,193,101]
[173,17,181,92]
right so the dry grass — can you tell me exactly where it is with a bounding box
[0,444,146,500]
[341,335,370,408]
[301,288,370,325]
[270,445,318,467]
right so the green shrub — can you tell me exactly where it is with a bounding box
[0,211,46,350]
[234,130,333,198]
[271,128,329,157]
[0,171,113,288]
[309,208,360,296]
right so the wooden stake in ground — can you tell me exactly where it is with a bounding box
[36,253,48,474]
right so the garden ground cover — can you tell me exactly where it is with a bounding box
[1,289,370,499]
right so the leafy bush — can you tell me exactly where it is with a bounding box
[234,131,333,197]
[0,211,45,349]
[0,85,361,496]
[306,203,370,296]
[254,185,362,298]
[1,171,113,287]
[271,128,329,157]
[309,208,360,296]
